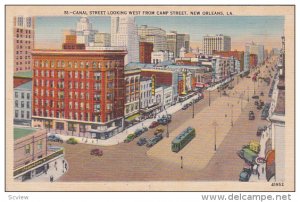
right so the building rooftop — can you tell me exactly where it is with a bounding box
[14,81,32,91]
[14,71,32,78]
[14,127,37,140]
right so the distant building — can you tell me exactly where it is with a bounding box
[245,42,264,66]
[62,34,85,50]
[111,16,139,65]
[203,34,231,55]
[14,81,32,126]
[213,50,244,72]
[151,51,174,64]
[138,25,167,52]
[139,42,153,64]
[93,33,111,47]
[74,17,97,46]
[211,57,231,82]
[167,31,190,57]
[13,16,35,72]
[249,54,258,68]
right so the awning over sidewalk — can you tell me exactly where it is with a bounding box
[140,104,161,114]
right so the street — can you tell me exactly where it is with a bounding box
[55,59,276,182]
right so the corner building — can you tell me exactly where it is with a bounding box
[31,48,127,139]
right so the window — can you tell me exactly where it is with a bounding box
[37,140,42,150]
[26,101,30,108]
[27,111,30,119]
[15,92,18,98]
[21,93,24,99]
[21,111,24,118]
[21,101,24,108]
[15,100,18,107]
[25,144,31,154]
[15,110,18,118]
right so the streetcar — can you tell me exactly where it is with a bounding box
[171,127,196,153]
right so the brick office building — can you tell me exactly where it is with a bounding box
[31,48,127,139]
[139,42,153,64]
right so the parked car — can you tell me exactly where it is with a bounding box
[66,137,78,144]
[260,91,264,96]
[137,137,147,146]
[182,104,188,110]
[154,128,164,135]
[47,134,63,143]
[248,111,255,120]
[252,95,259,99]
[256,126,266,136]
[124,133,136,143]
[142,127,148,132]
[239,168,252,182]
[134,128,144,137]
[149,121,159,128]
[90,148,103,156]
[146,133,163,148]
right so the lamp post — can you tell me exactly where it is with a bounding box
[212,120,218,152]
[209,90,211,106]
[231,104,233,127]
[192,100,195,118]
[166,121,169,138]
[247,86,249,102]
[181,156,183,169]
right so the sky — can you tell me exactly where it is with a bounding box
[35,16,284,51]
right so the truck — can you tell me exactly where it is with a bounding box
[237,147,258,165]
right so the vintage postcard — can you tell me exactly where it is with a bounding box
[5,5,295,191]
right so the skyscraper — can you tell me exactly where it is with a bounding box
[245,42,265,66]
[13,16,35,72]
[138,25,167,52]
[203,34,231,55]
[111,16,139,65]
[166,31,190,58]
[75,17,97,46]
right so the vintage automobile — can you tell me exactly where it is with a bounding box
[90,148,103,156]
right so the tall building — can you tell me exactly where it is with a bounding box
[138,25,167,52]
[245,42,264,65]
[31,48,127,139]
[166,31,190,58]
[75,17,97,46]
[111,16,139,65]
[93,33,111,47]
[203,34,231,55]
[13,16,35,72]
[139,42,153,64]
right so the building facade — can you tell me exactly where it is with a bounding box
[245,42,265,65]
[212,50,244,72]
[151,51,174,64]
[111,16,139,65]
[249,54,258,68]
[139,77,152,109]
[13,16,35,72]
[93,33,111,47]
[14,81,32,125]
[75,17,98,46]
[31,48,127,139]
[124,66,141,118]
[211,56,231,82]
[138,25,167,52]
[139,42,153,64]
[203,34,231,55]
[166,31,190,58]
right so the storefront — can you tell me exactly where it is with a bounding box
[266,150,275,181]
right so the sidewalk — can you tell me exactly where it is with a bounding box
[54,94,200,146]
[29,156,68,182]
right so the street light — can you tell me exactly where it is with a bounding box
[209,90,211,107]
[212,120,218,152]
[181,156,183,169]
[166,121,169,138]
[247,86,249,102]
[192,100,195,118]
[231,104,234,127]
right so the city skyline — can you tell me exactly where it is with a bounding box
[35,16,284,51]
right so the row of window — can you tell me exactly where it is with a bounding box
[16,56,31,60]
[34,60,121,69]
[15,92,30,99]
[24,140,43,155]
[16,34,32,39]
[15,110,30,119]
[15,100,30,108]
[15,67,31,71]
[33,70,114,80]
[16,45,31,49]
[16,28,31,34]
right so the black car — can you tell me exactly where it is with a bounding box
[137,137,147,146]
[249,111,255,120]
[48,134,63,143]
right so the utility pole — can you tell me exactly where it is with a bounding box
[231,104,233,126]
[247,86,249,102]
[181,156,183,169]
[192,100,195,118]
[209,90,211,106]
[212,120,218,152]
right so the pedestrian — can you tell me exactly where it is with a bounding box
[262,167,265,174]
[65,163,68,170]
[258,171,260,180]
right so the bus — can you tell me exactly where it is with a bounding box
[171,127,196,153]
